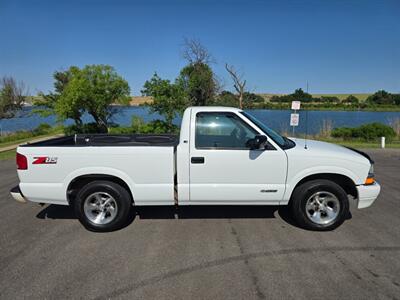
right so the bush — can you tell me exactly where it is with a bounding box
[63,122,108,135]
[331,127,354,140]
[109,116,180,135]
[342,95,359,104]
[33,123,52,135]
[108,126,134,134]
[357,123,396,141]
[331,122,396,141]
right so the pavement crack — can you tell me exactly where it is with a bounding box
[93,245,400,299]
[229,219,266,300]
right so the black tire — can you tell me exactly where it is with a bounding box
[290,179,349,231]
[73,180,132,232]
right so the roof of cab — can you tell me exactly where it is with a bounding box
[186,106,242,113]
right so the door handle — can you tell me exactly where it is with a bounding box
[191,157,205,164]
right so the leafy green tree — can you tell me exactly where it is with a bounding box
[292,88,313,102]
[35,67,82,124]
[393,94,400,105]
[142,73,188,131]
[366,90,394,105]
[269,88,313,103]
[178,38,218,106]
[177,62,216,106]
[36,65,130,132]
[0,76,25,119]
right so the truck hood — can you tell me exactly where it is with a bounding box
[286,138,371,166]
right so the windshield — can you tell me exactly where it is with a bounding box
[241,111,286,147]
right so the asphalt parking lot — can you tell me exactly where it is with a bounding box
[0,149,399,299]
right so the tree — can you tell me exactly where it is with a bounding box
[177,63,217,106]
[0,76,26,119]
[292,88,313,102]
[269,88,313,103]
[142,73,188,131]
[36,65,130,132]
[393,94,400,105]
[178,38,218,106]
[35,67,82,124]
[225,64,247,109]
[181,38,214,65]
[366,90,394,105]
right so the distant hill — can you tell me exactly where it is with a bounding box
[130,93,372,106]
[25,94,373,106]
[129,96,153,106]
[258,93,371,102]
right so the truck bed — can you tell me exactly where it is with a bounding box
[20,134,179,147]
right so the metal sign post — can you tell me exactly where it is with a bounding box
[290,101,301,136]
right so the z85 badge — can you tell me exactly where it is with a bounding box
[32,157,58,164]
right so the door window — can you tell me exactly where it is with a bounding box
[195,112,257,149]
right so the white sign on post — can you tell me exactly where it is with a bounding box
[290,113,299,126]
[291,101,301,110]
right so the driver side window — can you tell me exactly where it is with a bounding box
[195,112,257,149]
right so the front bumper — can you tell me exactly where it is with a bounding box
[10,185,27,203]
[356,181,381,209]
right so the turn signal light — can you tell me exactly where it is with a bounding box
[365,177,375,185]
[16,152,28,170]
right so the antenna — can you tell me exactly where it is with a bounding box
[304,108,308,149]
[304,81,309,149]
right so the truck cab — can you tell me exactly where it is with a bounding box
[177,107,290,205]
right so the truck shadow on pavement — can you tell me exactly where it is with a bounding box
[36,204,298,226]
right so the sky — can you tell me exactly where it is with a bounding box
[0,0,399,95]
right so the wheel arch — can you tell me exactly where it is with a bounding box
[66,174,134,205]
[288,173,358,204]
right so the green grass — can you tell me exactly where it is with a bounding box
[0,150,15,160]
[331,141,400,149]
[316,137,400,149]
[0,132,62,148]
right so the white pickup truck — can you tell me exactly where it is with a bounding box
[11,106,380,231]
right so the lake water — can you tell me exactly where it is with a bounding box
[1,106,399,135]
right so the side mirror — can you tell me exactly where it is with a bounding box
[246,135,268,150]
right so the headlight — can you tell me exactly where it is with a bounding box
[368,164,374,176]
[365,164,375,185]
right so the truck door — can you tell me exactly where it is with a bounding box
[189,111,287,204]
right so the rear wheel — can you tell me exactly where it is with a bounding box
[291,179,349,231]
[74,180,132,232]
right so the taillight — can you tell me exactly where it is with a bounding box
[16,152,28,170]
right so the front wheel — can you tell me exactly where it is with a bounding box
[291,179,349,231]
[73,180,133,232]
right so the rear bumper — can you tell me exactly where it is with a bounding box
[10,185,27,203]
[356,181,381,209]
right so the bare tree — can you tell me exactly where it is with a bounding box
[182,38,215,65]
[225,64,246,109]
[0,76,26,119]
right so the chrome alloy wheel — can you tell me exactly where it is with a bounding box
[305,191,340,225]
[83,192,118,225]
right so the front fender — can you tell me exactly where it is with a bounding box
[282,166,360,203]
